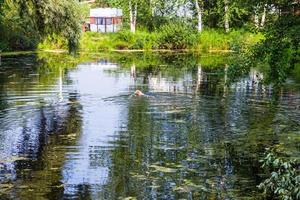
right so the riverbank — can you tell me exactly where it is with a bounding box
[0,51,36,56]
[38,29,263,53]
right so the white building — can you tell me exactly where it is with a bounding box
[90,8,122,33]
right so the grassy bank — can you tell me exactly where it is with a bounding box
[38,28,263,53]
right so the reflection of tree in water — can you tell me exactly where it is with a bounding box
[105,60,300,199]
[1,53,299,199]
[0,54,84,199]
[7,94,83,200]
[106,96,153,199]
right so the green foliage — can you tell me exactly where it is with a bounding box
[228,29,264,52]
[38,34,68,50]
[79,32,114,51]
[225,49,253,85]
[0,1,39,51]
[196,29,263,52]
[0,0,83,52]
[197,29,229,51]
[115,30,158,50]
[77,22,202,51]
[258,149,300,200]
[54,28,262,53]
[156,22,197,49]
[78,31,156,51]
[253,14,300,86]
[291,63,300,83]
[221,1,300,87]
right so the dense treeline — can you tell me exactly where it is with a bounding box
[92,0,299,33]
[92,0,299,81]
[0,0,299,58]
[0,0,82,52]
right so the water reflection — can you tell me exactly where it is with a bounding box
[62,62,131,198]
[0,53,299,199]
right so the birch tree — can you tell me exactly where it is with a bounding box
[108,0,140,32]
[260,4,267,27]
[194,0,203,32]
[129,0,137,32]
[254,13,259,28]
[224,0,230,32]
[253,3,267,29]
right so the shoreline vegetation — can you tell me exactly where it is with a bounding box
[0,48,235,56]
[37,29,263,53]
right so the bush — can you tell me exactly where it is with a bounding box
[197,29,229,52]
[0,40,10,51]
[156,22,197,50]
[115,30,135,44]
[228,29,264,52]
[114,30,158,50]
[38,34,68,50]
[258,149,300,200]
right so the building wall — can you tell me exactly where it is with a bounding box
[90,24,121,33]
[90,17,122,33]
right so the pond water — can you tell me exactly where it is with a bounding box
[0,52,299,200]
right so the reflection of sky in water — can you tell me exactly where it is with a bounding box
[62,63,131,195]
[0,55,299,199]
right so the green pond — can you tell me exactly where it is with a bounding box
[0,52,299,200]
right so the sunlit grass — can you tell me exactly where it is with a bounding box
[38,29,263,53]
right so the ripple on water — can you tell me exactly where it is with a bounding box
[0,54,299,200]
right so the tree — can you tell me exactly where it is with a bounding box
[129,0,138,32]
[246,0,300,85]
[260,4,267,27]
[194,0,204,32]
[102,0,139,32]
[94,0,111,7]
[252,2,268,29]
[224,0,230,32]
[0,0,83,52]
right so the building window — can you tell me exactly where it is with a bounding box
[106,18,112,25]
[96,18,104,25]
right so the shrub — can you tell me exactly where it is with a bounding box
[197,29,229,52]
[114,30,158,50]
[258,149,300,200]
[115,30,135,44]
[38,34,68,50]
[156,22,197,50]
[228,29,264,52]
[0,41,10,51]
[39,27,262,53]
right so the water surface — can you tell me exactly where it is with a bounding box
[0,53,299,200]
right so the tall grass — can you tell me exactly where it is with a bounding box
[38,34,68,50]
[38,26,264,53]
[195,29,264,52]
